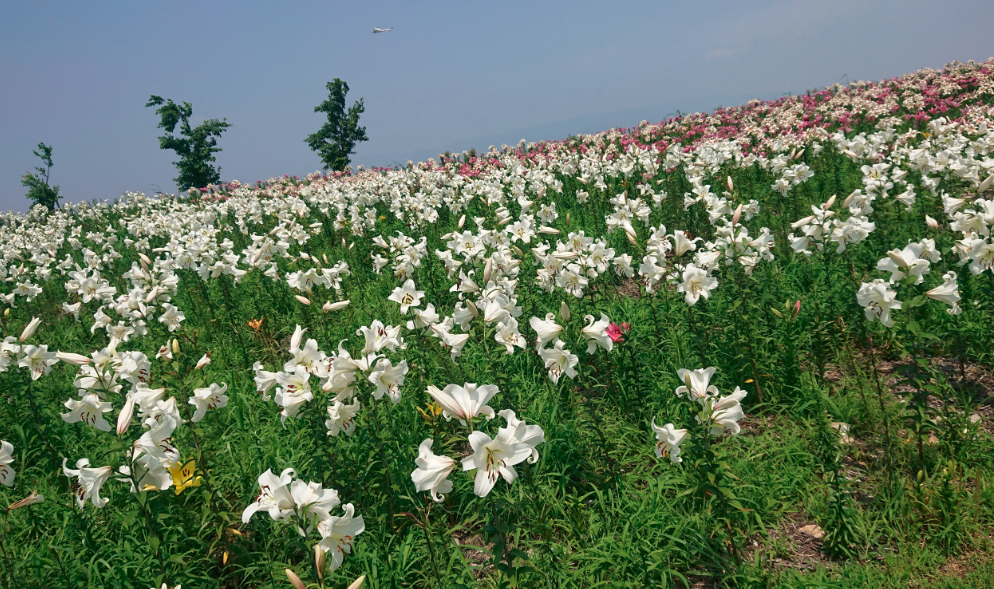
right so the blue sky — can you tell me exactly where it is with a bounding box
[2,0,993,212]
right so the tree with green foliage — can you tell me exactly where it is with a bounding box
[305,79,369,171]
[21,142,61,210]
[146,95,231,191]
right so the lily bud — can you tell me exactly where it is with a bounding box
[566,213,571,227]
[7,490,44,512]
[925,215,939,228]
[538,226,560,235]
[3,309,8,317]
[511,245,523,258]
[727,176,734,192]
[138,253,152,266]
[295,295,312,305]
[559,301,571,322]
[791,300,801,320]
[195,353,211,370]
[315,545,326,580]
[323,300,351,312]
[347,576,367,589]
[823,194,836,210]
[285,569,306,589]
[788,148,797,160]
[19,317,41,342]
[323,254,330,265]
[457,214,466,229]
[466,299,479,318]
[731,204,743,226]
[887,251,908,269]
[626,231,638,246]
[56,352,91,366]
[498,216,513,226]
[842,190,857,209]
[980,174,993,192]
[172,338,180,354]
[116,396,136,435]
[483,258,493,284]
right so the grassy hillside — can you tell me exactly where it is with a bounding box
[2,58,994,588]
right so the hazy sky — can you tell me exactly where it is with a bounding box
[2,0,993,213]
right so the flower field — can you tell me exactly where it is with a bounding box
[4,58,994,588]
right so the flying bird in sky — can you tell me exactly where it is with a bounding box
[372,27,393,33]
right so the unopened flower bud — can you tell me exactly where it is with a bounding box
[823,194,836,210]
[727,176,734,192]
[559,301,571,322]
[172,338,180,354]
[56,352,91,366]
[842,190,856,209]
[626,231,638,246]
[195,353,211,370]
[295,295,312,305]
[925,215,939,228]
[483,258,493,284]
[457,214,466,229]
[980,174,993,192]
[347,576,367,589]
[315,545,326,580]
[566,213,571,226]
[731,204,743,226]
[19,317,41,342]
[323,254,329,265]
[116,396,136,435]
[466,300,479,318]
[538,226,560,235]
[7,490,44,512]
[285,569,306,589]
[511,245,523,258]
[791,300,801,320]
[323,300,350,312]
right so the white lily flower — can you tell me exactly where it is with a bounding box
[242,468,297,523]
[704,387,748,436]
[411,439,456,502]
[18,344,58,380]
[61,393,113,431]
[538,340,578,384]
[368,358,408,403]
[0,441,15,487]
[462,428,532,497]
[926,271,962,315]
[317,504,365,572]
[189,383,228,422]
[62,458,113,509]
[677,264,717,306]
[387,279,424,314]
[494,317,527,353]
[651,420,689,463]
[581,314,612,354]
[326,398,361,436]
[290,479,340,536]
[529,313,563,349]
[426,382,499,424]
[856,279,902,328]
[675,367,719,403]
[498,409,545,464]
